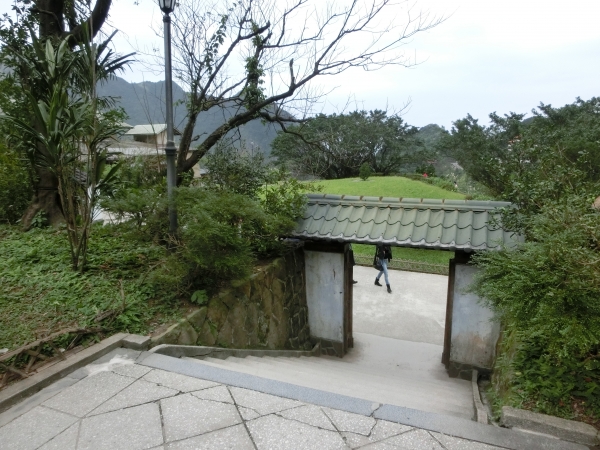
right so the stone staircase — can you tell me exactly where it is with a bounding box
[182,332,474,420]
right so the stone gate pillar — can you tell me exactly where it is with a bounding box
[303,242,353,357]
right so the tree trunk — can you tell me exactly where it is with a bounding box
[176,110,199,184]
[21,167,64,229]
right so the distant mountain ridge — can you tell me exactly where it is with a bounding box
[97,76,284,156]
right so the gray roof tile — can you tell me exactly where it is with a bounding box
[291,194,522,251]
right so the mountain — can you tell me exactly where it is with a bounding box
[416,123,447,148]
[97,76,285,157]
[415,124,461,176]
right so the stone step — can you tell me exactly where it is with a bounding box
[245,354,470,405]
[264,354,453,384]
[183,333,474,420]
[185,354,472,418]
[262,355,469,394]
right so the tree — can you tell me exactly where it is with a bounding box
[271,109,425,178]
[147,0,442,180]
[443,98,600,227]
[440,112,526,197]
[457,97,600,419]
[3,31,130,270]
[0,0,114,228]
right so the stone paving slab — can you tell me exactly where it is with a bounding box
[190,384,234,404]
[229,386,303,416]
[324,407,377,435]
[142,367,219,392]
[279,404,337,431]
[0,352,591,450]
[38,422,79,450]
[89,378,178,416]
[0,333,129,415]
[247,414,348,450]
[0,375,79,428]
[138,351,380,417]
[42,371,135,417]
[341,420,413,448]
[78,402,163,450]
[0,405,78,450]
[167,424,255,450]
[161,393,242,442]
[374,404,587,450]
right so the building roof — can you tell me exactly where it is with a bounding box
[125,124,181,136]
[291,194,522,252]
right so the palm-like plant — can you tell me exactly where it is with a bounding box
[4,31,131,270]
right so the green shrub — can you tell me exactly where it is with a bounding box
[114,155,165,189]
[427,177,455,192]
[415,163,436,177]
[359,163,373,180]
[472,192,600,418]
[100,186,167,236]
[151,177,308,295]
[203,144,269,199]
[168,188,265,291]
[401,174,456,192]
[0,144,31,224]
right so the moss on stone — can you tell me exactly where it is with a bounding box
[187,307,208,332]
[176,320,199,345]
[197,320,218,346]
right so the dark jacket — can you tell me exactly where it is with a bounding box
[374,244,392,262]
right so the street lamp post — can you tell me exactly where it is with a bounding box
[158,0,178,236]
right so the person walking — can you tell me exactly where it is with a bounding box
[374,243,392,293]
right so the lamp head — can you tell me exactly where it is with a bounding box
[158,0,176,14]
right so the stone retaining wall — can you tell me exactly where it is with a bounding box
[151,249,311,350]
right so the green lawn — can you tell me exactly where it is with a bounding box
[308,176,465,200]
[352,244,453,265]
[307,176,461,265]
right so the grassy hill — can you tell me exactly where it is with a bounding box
[307,176,465,200]
[306,176,463,265]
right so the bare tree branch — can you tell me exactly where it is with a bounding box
[145,0,444,180]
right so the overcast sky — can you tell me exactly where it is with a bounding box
[4,0,599,129]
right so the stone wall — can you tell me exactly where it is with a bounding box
[151,249,312,350]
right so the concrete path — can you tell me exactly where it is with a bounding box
[352,266,448,345]
[0,348,584,450]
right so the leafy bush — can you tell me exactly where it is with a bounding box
[113,155,165,190]
[100,186,168,236]
[161,188,267,293]
[359,163,373,181]
[99,155,170,237]
[472,192,600,418]
[0,143,31,224]
[415,163,436,177]
[402,174,456,192]
[103,144,310,296]
[427,177,455,192]
[203,144,269,199]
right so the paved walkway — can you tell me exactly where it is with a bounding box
[0,348,584,450]
[352,266,448,345]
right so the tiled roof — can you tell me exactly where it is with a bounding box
[125,124,182,136]
[291,194,522,252]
